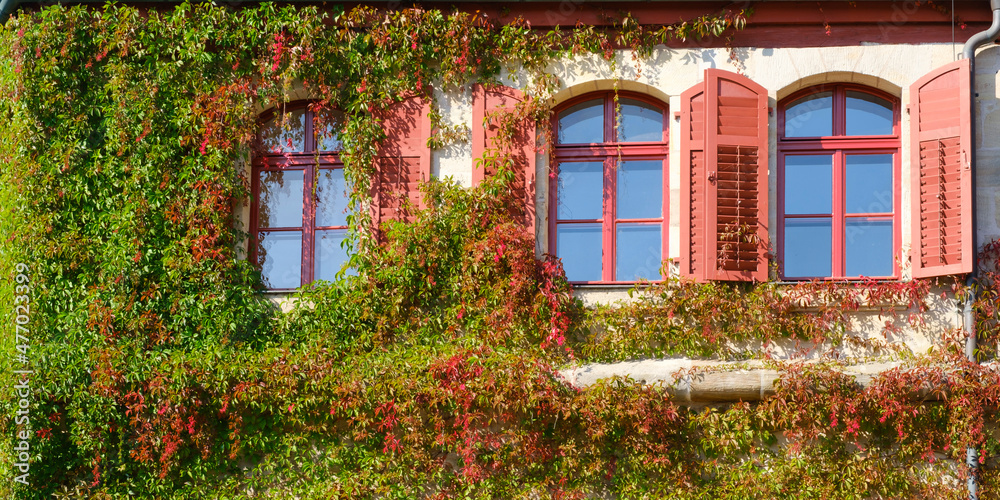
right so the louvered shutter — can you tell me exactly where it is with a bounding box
[681,69,769,281]
[374,95,432,228]
[909,59,973,278]
[471,83,537,231]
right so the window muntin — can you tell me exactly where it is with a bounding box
[778,85,899,280]
[252,104,350,290]
[552,92,668,284]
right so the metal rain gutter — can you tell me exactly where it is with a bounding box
[961,1,1000,498]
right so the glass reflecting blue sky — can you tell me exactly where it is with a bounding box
[261,108,306,153]
[316,119,343,151]
[617,161,662,219]
[784,219,832,277]
[618,99,662,142]
[315,229,351,281]
[784,92,832,137]
[846,92,893,136]
[558,162,604,220]
[845,219,893,276]
[557,224,602,281]
[259,170,304,228]
[316,169,350,227]
[558,99,603,144]
[616,224,661,280]
[784,155,832,215]
[846,155,893,214]
[259,231,302,288]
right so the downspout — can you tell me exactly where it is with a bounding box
[0,0,20,24]
[961,2,1000,498]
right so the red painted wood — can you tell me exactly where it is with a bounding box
[780,138,901,150]
[340,2,987,30]
[703,69,769,282]
[326,2,990,48]
[471,83,537,232]
[909,58,972,278]
[375,94,432,229]
[553,145,668,157]
[679,82,705,281]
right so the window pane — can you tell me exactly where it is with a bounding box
[784,219,832,278]
[846,154,893,214]
[261,108,306,153]
[846,92,894,136]
[784,155,832,215]
[259,231,302,289]
[616,223,661,281]
[557,162,604,220]
[315,112,344,151]
[316,168,349,227]
[258,170,304,228]
[558,99,603,144]
[784,92,832,137]
[315,229,351,281]
[618,98,663,142]
[846,219,893,277]
[617,160,662,219]
[557,223,602,282]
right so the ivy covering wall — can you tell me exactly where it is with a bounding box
[2,2,1000,498]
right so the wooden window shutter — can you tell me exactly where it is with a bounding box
[374,95,432,228]
[909,59,973,278]
[681,69,769,281]
[680,82,707,280]
[471,83,537,232]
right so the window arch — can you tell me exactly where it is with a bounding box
[778,84,901,280]
[550,91,668,283]
[251,102,350,290]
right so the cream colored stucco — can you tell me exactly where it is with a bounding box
[432,85,474,186]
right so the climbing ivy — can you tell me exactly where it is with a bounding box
[1,2,998,499]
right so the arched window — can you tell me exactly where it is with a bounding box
[778,85,900,279]
[550,92,668,283]
[251,103,349,290]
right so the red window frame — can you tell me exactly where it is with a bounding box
[549,91,669,284]
[777,85,902,280]
[250,102,346,291]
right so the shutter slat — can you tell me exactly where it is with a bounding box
[717,95,759,108]
[719,109,759,121]
[718,126,761,137]
[917,87,962,107]
[918,118,962,134]
[909,59,973,278]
